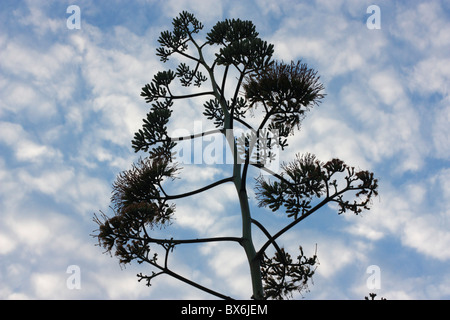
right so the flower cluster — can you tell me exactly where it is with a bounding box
[94,157,177,264]
[256,153,378,220]
[244,61,325,149]
[261,246,318,300]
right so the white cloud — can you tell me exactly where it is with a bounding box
[255,0,284,16]
[7,218,51,251]
[0,40,78,90]
[261,3,429,174]
[369,70,406,106]
[393,1,450,52]
[165,0,224,25]
[175,204,218,232]
[199,242,251,298]
[279,228,370,283]
[1,0,450,301]
[94,270,150,299]
[18,168,75,197]
[30,273,66,299]
[0,82,57,121]
[337,69,426,173]
[408,56,450,159]
[14,0,61,36]
[0,233,16,255]
[402,215,450,260]
[344,168,450,261]
[398,169,450,260]
[287,115,371,170]
[0,121,63,164]
[268,1,387,77]
[176,165,224,184]
[410,57,450,96]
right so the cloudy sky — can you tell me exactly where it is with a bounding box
[1,0,450,300]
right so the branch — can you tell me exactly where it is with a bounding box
[251,163,296,190]
[141,88,214,103]
[240,111,273,187]
[258,108,273,131]
[139,249,234,300]
[139,128,224,151]
[143,235,243,246]
[169,91,215,100]
[229,71,246,125]
[241,144,251,193]
[170,128,224,142]
[174,48,202,63]
[233,117,255,131]
[256,180,359,257]
[256,196,330,257]
[164,266,234,300]
[163,176,234,200]
[251,218,287,265]
[220,65,229,100]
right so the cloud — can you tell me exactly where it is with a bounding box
[0,121,63,164]
[0,232,16,255]
[1,0,450,300]
[203,243,251,298]
[18,168,75,196]
[0,82,56,119]
[0,39,80,108]
[267,1,387,75]
[165,0,224,25]
[343,168,450,261]
[13,0,62,36]
[408,56,450,159]
[392,1,450,53]
[171,180,240,238]
[410,57,450,96]
[268,4,428,174]
[403,215,450,261]
[30,273,67,299]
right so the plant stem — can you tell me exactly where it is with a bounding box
[196,38,264,299]
[234,163,264,300]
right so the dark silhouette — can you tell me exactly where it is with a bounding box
[93,11,378,300]
[365,293,387,300]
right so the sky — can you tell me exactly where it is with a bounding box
[0,0,450,300]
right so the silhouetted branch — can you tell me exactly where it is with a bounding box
[163,176,234,200]
[251,218,286,264]
[137,244,234,300]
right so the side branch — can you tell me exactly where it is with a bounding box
[251,218,286,264]
[233,117,254,131]
[165,267,234,300]
[163,176,234,200]
[251,163,295,190]
[135,129,224,152]
[143,235,243,246]
[170,128,224,142]
[170,91,215,100]
[256,197,330,257]
[173,48,202,63]
[139,254,234,300]
[256,180,363,257]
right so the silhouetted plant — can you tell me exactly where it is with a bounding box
[365,293,387,300]
[93,11,378,300]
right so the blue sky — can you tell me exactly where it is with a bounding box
[1,0,450,299]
